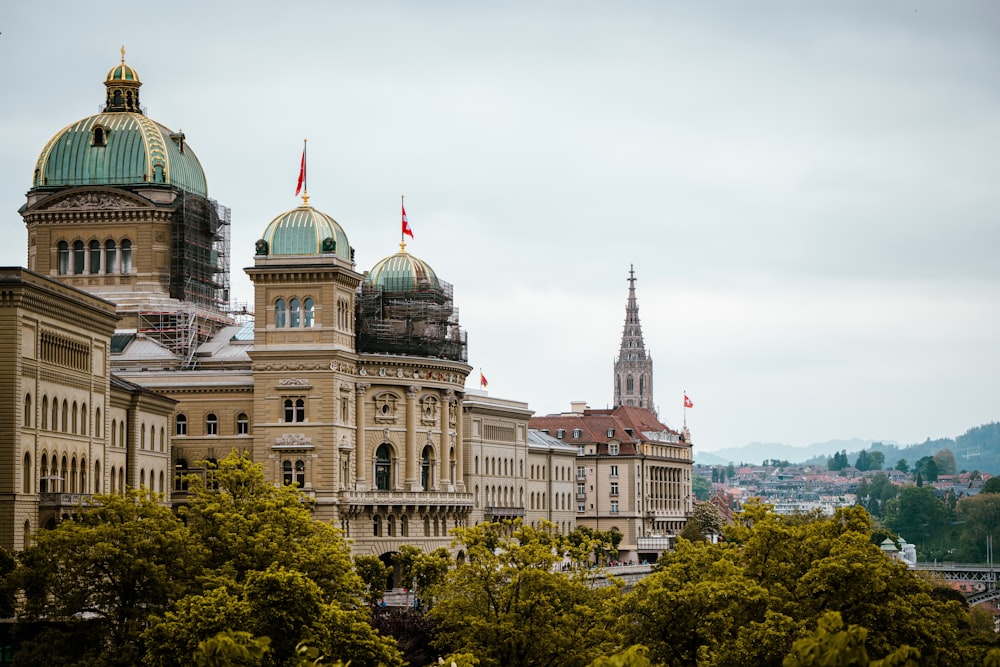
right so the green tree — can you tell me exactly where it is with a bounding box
[13,490,207,666]
[354,555,390,605]
[933,449,957,476]
[982,477,1000,494]
[956,493,1000,561]
[884,486,947,545]
[430,520,620,667]
[782,611,920,667]
[692,474,711,501]
[895,459,909,473]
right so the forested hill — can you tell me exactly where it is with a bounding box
[697,422,1000,473]
[867,422,1000,474]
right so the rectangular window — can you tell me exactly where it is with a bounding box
[607,428,615,438]
[610,465,618,477]
[573,428,582,438]
[577,503,586,513]
[609,443,619,455]
[577,466,586,479]
[578,445,586,456]
[610,482,619,496]
[556,429,565,439]
[610,501,619,514]
[577,483,586,496]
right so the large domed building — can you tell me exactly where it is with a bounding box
[2,52,686,562]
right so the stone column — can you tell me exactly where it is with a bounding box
[354,383,369,490]
[454,393,465,491]
[439,393,453,491]
[405,386,420,491]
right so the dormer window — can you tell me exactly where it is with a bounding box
[607,428,615,438]
[556,429,566,439]
[92,126,107,147]
[609,443,620,456]
[573,428,582,438]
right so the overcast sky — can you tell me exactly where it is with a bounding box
[2,1,998,452]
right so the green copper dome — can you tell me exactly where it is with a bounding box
[31,54,208,197]
[33,114,208,197]
[259,205,352,261]
[365,250,441,293]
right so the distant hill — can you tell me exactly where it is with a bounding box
[695,422,1000,474]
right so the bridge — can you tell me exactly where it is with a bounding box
[913,562,1000,605]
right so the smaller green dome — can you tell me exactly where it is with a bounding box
[365,251,441,293]
[259,205,352,261]
[106,62,141,84]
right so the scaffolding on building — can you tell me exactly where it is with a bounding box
[137,305,235,368]
[170,192,231,311]
[356,278,467,362]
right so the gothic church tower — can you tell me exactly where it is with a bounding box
[613,265,654,412]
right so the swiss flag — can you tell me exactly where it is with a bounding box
[684,394,694,408]
[402,204,414,239]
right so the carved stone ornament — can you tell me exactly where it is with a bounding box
[274,433,312,447]
[47,192,140,210]
[278,378,309,386]
[359,367,367,376]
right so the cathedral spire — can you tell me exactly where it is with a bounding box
[613,264,654,412]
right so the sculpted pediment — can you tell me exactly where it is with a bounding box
[36,188,149,211]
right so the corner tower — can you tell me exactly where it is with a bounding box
[613,265,654,412]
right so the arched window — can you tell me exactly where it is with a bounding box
[295,460,306,487]
[626,375,634,393]
[40,454,49,493]
[119,421,125,449]
[92,126,106,147]
[23,452,31,494]
[140,423,145,449]
[104,239,117,273]
[51,398,58,432]
[80,457,86,493]
[275,299,286,327]
[70,458,78,493]
[282,460,293,486]
[421,445,432,490]
[387,515,396,537]
[237,413,249,435]
[95,407,101,437]
[73,240,85,274]
[303,298,315,327]
[24,393,31,428]
[205,414,218,436]
[295,399,305,423]
[639,376,645,397]
[61,400,68,432]
[94,460,101,493]
[289,298,301,327]
[175,414,187,436]
[60,456,67,492]
[71,401,78,434]
[89,240,101,274]
[375,444,392,491]
[57,241,69,274]
[400,515,408,537]
[42,396,48,429]
[373,514,381,537]
[159,426,165,451]
[140,468,146,489]
[423,515,431,535]
[159,470,165,493]
[120,239,132,273]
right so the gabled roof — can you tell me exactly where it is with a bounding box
[528,404,681,454]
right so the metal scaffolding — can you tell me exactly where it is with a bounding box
[356,278,467,362]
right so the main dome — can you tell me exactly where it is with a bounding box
[31,55,208,197]
[259,205,352,262]
[365,250,441,293]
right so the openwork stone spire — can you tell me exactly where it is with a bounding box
[613,264,654,412]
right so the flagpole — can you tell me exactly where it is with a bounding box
[303,138,308,197]
[400,194,406,252]
[683,390,687,429]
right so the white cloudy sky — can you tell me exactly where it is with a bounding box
[2,1,998,452]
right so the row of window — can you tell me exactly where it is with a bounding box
[27,450,161,498]
[528,464,573,481]
[56,239,133,275]
[371,514,457,538]
[175,413,250,436]
[474,455,521,477]
[274,298,315,328]
[24,394,101,436]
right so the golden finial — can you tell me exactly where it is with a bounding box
[121,45,126,63]
[301,193,310,207]
[400,241,407,253]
